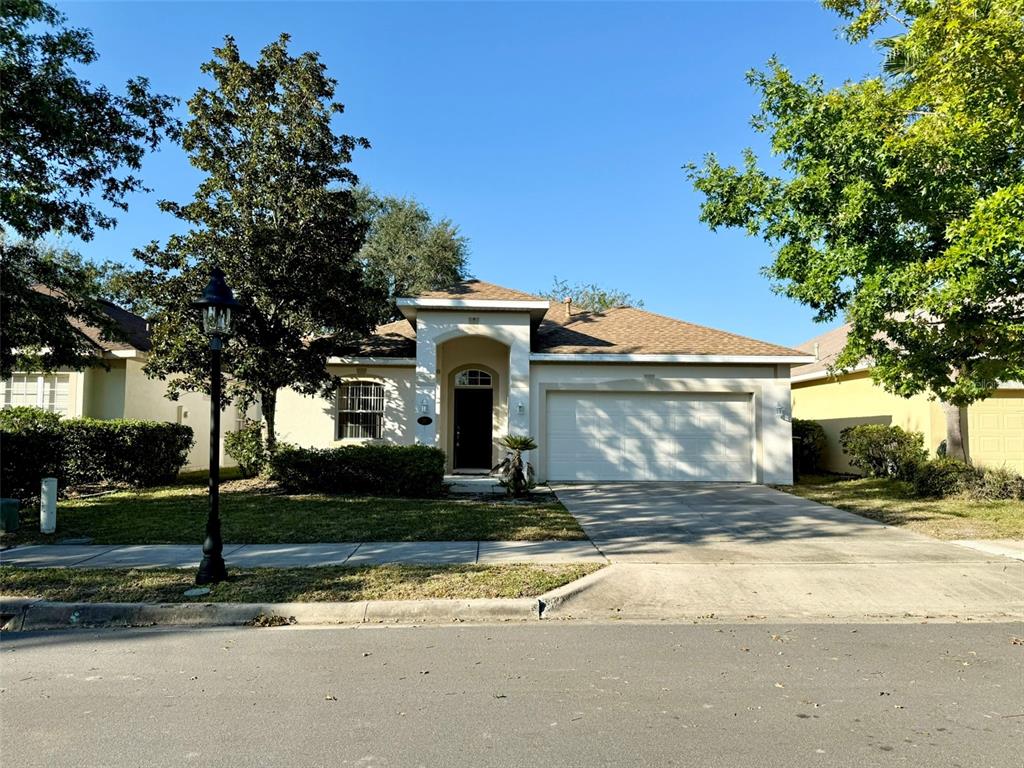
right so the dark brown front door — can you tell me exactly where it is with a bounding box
[453,388,493,469]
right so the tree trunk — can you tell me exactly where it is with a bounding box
[261,389,278,454]
[941,401,968,463]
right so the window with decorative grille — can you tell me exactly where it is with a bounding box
[337,381,385,439]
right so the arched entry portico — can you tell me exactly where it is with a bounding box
[438,336,509,472]
[410,309,533,467]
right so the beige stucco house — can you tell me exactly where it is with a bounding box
[1,301,232,470]
[5,280,815,483]
[791,323,1024,474]
[274,280,813,483]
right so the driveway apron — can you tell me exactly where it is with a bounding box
[549,482,1024,621]
[551,482,994,564]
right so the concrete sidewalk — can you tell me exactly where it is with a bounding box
[0,540,606,569]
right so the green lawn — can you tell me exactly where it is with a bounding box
[0,563,601,603]
[783,475,1024,540]
[2,477,586,545]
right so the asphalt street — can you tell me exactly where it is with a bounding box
[1,622,1021,767]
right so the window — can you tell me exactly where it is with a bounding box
[455,369,492,387]
[1,374,71,415]
[337,381,385,439]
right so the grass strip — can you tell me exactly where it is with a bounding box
[0,563,603,603]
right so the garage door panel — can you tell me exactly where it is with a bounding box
[546,391,754,482]
[967,394,1024,474]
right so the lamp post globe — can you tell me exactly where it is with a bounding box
[192,267,241,586]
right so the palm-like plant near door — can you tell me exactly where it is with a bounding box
[493,434,538,497]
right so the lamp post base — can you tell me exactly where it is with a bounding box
[196,555,228,585]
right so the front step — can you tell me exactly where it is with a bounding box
[445,475,505,495]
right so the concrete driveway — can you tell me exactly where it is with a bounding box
[552,482,989,564]
[549,483,1024,621]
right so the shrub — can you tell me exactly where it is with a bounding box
[270,444,446,498]
[912,457,981,498]
[1,412,193,497]
[0,405,62,432]
[969,466,1024,501]
[225,420,269,478]
[791,418,828,474]
[839,424,928,480]
[0,408,63,500]
[61,419,194,487]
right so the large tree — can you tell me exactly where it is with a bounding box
[0,0,178,377]
[127,35,379,450]
[355,189,469,322]
[688,0,1024,460]
[0,242,120,376]
[540,277,643,313]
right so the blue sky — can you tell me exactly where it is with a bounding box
[59,1,881,347]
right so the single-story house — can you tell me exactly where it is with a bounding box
[274,280,813,483]
[791,323,1024,474]
[0,300,234,470]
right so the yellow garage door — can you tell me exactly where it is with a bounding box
[968,391,1024,474]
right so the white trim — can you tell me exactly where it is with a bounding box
[396,298,550,310]
[327,356,417,366]
[790,364,871,383]
[529,353,816,364]
[104,349,142,359]
[397,298,550,323]
[792,369,1024,389]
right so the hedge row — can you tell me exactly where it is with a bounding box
[270,444,446,498]
[834,422,1024,500]
[0,407,194,500]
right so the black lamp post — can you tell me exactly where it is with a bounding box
[193,267,241,585]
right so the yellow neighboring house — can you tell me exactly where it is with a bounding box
[791,323,1024,475]
[0,301,241,470]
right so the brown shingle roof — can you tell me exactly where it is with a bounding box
[536,302,807,356]
[32,285,151,353]
[92,300,152,352]
[339,319,416,358]
[412,279,545,302]
[353,281,807,359]
[791,323,861,378]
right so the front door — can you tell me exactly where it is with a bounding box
[453,388,493,469]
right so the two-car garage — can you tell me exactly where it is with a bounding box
[544,391,755,482]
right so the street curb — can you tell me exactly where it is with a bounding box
[536,565,616,617]
[0,596,540,631]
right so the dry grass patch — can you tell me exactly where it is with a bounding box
[784,475,1024,540]
[0,563,602,604]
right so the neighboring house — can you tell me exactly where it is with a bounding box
[791,323,1024,474]
[0,301,235,470]
[274,280,813,483]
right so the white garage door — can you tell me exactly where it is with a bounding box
[546,391,754,482]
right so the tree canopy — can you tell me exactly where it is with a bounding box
[125,35,379,449]
[0,0,177,377]
[0,242,122,376]
[0,0,178,241]
[540,277,643,313]
[688,0,1023,454]
[355,189,469,321]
